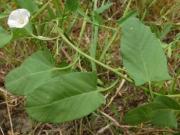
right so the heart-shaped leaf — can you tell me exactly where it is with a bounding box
[26,72,105,123]
[0,26,12,48]
[5,50,57,95]
[5,50,104,123]
[124,96,179,128]
[154,96,180,110]
[124,103,153,124]
[120,17,171,85]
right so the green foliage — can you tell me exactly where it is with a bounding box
[92,2,113,25]
[5,51,56,95]
[120,17,171,86]
[117,10,137,25]
[121,17,179,129]
[92,11,103,25]
[1,0,179,129]
[124,96,180,128]
[65,0,79,11]
[12,23,33,39]
[0,26,12,48]
[94,2,113,14]
[26,72,105,123]
[15,0,39,13]
[0,13,7,19]
[151,110,177,128]
[5,51,104,123]
[154,96,180,110]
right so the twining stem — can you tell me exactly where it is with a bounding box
[167,94,180,98]
[32,32,180,99]
[31,31,131,82]
[58,29,132,82]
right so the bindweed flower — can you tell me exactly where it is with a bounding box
[8,9,30,28]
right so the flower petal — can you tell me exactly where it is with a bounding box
[8,8,30,28]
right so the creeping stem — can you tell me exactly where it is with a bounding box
[31,31,180,99]
[58,29,132,82]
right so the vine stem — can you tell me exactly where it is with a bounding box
[58,29,132,82]
[167,94,180,98]
[31,32,131,82]
[31,31,180,99]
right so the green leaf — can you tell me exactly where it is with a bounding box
[117,10,137,25]
[5,50,104,123]
[65,0,79,11]
[120,17,171,86]
[0,26,12,48]
[124,103,178,128]
[93,12,103,25]
[12,23,33,39]
[124,96,179,128]
[91,2,113,26]
[0,13,8,19]
[94,2,113,14]
[154,96,180,110]
[124,103,154,124]
[12,28,29,39]
[15,0,39,13]
[151,110,177,128]
[5,50,57,95]
[26,72,105,123]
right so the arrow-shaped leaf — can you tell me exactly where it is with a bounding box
[124,96,179,128]
[120,17,171,85]
[5,50,57,95]
[26,72,105,123]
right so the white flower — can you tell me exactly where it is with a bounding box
[8,9,30,28]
